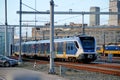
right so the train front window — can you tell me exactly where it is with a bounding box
[80,37,95,52]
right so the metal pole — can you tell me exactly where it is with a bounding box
[82,13,85,35]
[18,0,22,63]
[12,27,14,55]
[49,0,55,74]
[0,36,2,55]
[43,31,44,40]
[5,0,8,56]
[1,37,3,55]
[35,0,36,40]
[35,30,36,40]
[34,1,37,56]
[103,32,105,56]
[26,30,27,41]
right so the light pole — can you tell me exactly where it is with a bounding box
[115,32,119,44]
[26,27,28,41]
[5,0,8,56]
[11,27,14,55]
[82,12,85,35]
[34,0,37,40]
[42,30,45,40]
[18,0,22,63]
[0,36,3,55]
[103,32,105,56]
[49,0,55,74]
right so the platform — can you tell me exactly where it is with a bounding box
[0,68,67,80]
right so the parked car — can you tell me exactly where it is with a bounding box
[0,55,18,67]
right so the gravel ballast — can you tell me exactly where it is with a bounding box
[19,62,120,80]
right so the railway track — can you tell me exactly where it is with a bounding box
[26,59,120,76]
[56,62,120,76]
[11,56,120,76]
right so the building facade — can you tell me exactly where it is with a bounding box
[85,26,120,45]
[89,7,100,26]
[109,0,120,26]
[0,26,14,56]
[32,24,120,46]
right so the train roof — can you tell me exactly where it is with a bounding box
[19,36,79,45]
[25,41,37,44]
[15,35,95,45]
[37,37,78,43]
[105,45,120,50]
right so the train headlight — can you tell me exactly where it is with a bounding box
[88,54,93,59]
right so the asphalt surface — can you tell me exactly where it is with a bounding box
[0,68,67,80]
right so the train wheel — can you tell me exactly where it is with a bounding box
[72,58,76,62]
[82,60,91,63]
[47,56,50,61]
[68,57,71,62]
[23,54,27,58]
[33,55,37,59]
[61,58,65,62]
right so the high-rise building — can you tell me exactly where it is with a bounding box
[89,7,100,26]
[108,0,120,26]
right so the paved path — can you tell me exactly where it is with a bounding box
[0,68,67,80]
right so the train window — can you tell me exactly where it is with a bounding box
[35,44,39,53]
[66,41,76,50]
[66,41,77,54]
[74,41,79,48]
[27,45,30,53]
[80,37,95,49]
[71,46,73,50]
[68,46,70,50]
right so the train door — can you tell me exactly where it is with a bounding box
[66,41,77,55]
[28,44,33,56]
[26,44,29,54]
[66,41,71,54]
[55,42,64,58]
[45,43,50,55]
[39,43,45,56]
[57,42,63,54]
[54,42,58,56]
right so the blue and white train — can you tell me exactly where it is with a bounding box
[14,35,97,63]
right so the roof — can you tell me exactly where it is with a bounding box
[15,35,94,45]
[105,45,120,50]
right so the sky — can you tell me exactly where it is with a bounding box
[0,0,109,37]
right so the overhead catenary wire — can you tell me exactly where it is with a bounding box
[19,0,120,26]
[22,2,39,12]
[56,16,79,23]
[22,2,50,23]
